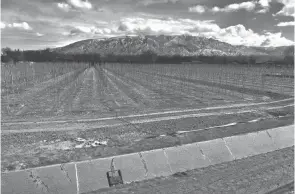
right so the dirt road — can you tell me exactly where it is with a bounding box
[86,147,294,194]
[2,97,293,134]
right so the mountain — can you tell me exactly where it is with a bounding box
[55,35,294,58]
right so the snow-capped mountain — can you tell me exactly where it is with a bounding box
[55,35,294,57]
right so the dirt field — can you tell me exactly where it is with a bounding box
[86,147,294,194]
[2,62,293,122]
[1,62,294,172]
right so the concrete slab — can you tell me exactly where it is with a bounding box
[267,125,294,149]
[2,170,40,194]
[197,138,234,165]
[140,149,173,179]
[251,130,277,154]
[225,126,294,161]
[111,153,146,184]
[164,144,211,173]
[76,158,111,194]
[77,153,145,194]
[33,163,77,194]
[224,132,260,160]
[2,163,77,194]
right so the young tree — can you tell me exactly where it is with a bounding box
[1,47,12,63]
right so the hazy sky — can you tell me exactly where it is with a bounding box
[1,0,294,50]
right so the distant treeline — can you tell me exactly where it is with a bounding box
[1,48,101,63]
[1,47,293,65]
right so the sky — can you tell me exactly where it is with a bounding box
[1,0,294,50]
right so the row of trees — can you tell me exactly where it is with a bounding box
[1,47,293,65]
[1,48,102,63]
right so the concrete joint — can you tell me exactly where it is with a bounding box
[110,158,116,171]
[266,130,272,139]
[197,144,212,164]
[138,152,148,177]
[60,164,72,183]
[28,170,49,192]
[222,138,235,160]
[163,149,173,174]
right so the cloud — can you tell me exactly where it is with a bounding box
[260,38,271,47]
[6,22,32,30]
[67,25,114,37]
[62,31,70,36]
[67,0,92,9]
[275,0,294,17]
[211,1,256,13]
[139,0,179,6]
[259,32,293,46]
[256,8,268,13]
[68,26,94,36]
[276,21,295,26]
[116,17,213,35]
[1,22,6,29]
[76,26,95,33]
[190,1,273,14]
[191,1,257,14]
[258,0,271,7]
[57,2,71,11]
[69,28,84,36]
[115,17,294,47]
[256,0,272,13]
[57,0,92,11]
[36,32,44,36]
[12,22,32,30]
[214,25,293,47]
[188,5,207,13]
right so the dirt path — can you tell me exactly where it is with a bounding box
[93,66,120,110]
[50,67,87,113]
[3,105,295,133]
[103,69,156,110]
[71,68,95,111]
[1,98,293,134]
[86,147,294,194]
